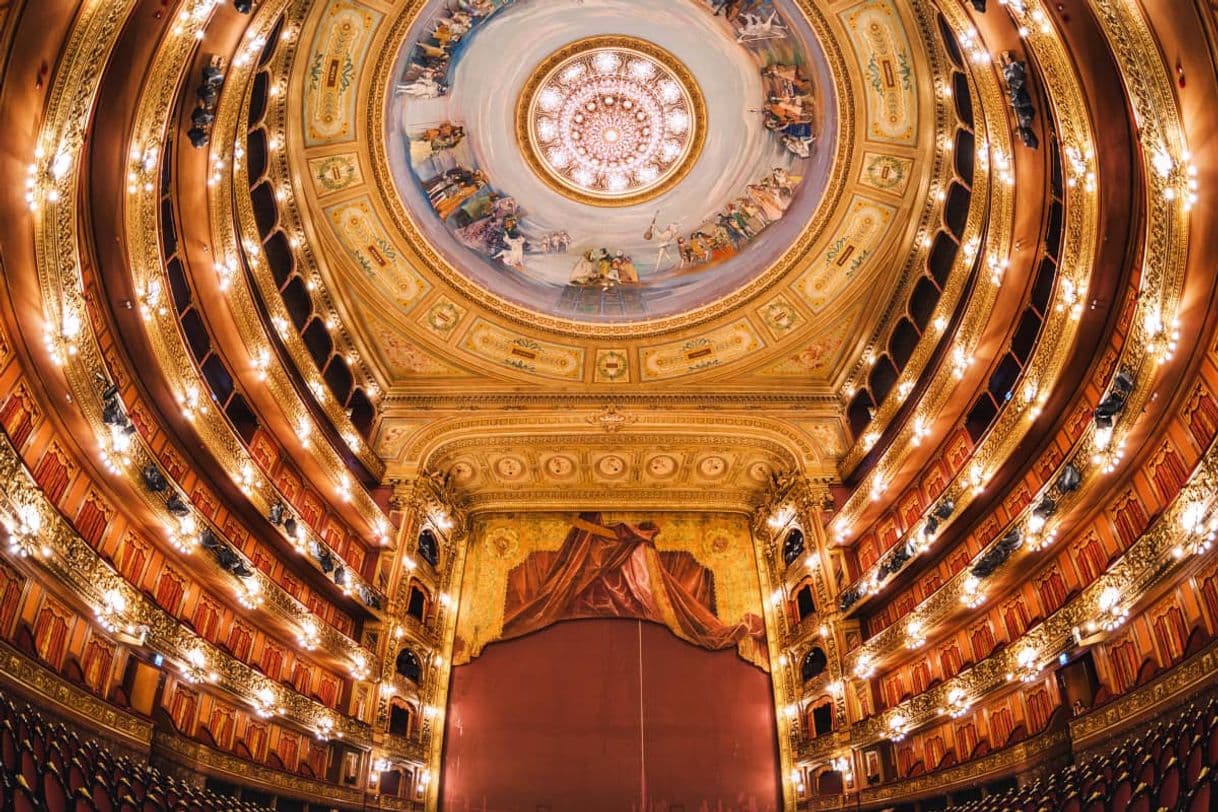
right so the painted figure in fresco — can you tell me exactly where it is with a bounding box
[410,122,466,163]
[534,231,571,254]
[433,169,487,220]
[495,232,528,271]
[611,252,639,283]
[569,249,599,285]
[567,248,636,288]
[397,71,447,99]
[404,0,513,96]
[760,63,815,157]
[424,166,477,205]
[736,10,788,42]
[711,0,749,20]
[649,222,681,271]
[423,122,466,151]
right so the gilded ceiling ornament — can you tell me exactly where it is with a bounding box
[516,36,705,207]
[586,404,636,433]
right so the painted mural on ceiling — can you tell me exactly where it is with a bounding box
[385,0,837,323]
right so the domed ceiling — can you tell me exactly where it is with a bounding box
[384,0,836,323]
[280,0,949,415]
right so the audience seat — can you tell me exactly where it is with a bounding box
[947,695,1218,811]
[0,695,274,812]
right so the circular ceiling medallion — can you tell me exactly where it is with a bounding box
[698,455,729,478]
[646,454,678,478]
[543,454,577,478]
[450,460,477,484]
[493,455,527,480]
[595,454,628,478]
[516,36,705,207]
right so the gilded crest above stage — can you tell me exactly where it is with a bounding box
[289,0,945,392]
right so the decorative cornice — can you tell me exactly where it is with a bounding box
[154,730,420,810]
[0,642,153,749]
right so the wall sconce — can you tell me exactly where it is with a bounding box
[1009,646,1042,683]
[315,714,339,741]
[350,652,370,681]
[95,589,128,634]
[3,503,47,558]
[1093,586,1128,632]
[1174,501,1216,559]
[252,686,282,718]
[854,655,874,680]
[905,619,926,650]
[942,687,972,718]
[181,647,218,685]
[297,618,319,650]
[169,513,199,554]
[961,575,985,608]
[237,577,263,610]
[888,713,909,741]
[767,506,794,529]
[831,755,853,785]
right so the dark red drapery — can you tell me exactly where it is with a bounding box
[499,513,768,668]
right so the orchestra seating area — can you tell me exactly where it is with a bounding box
[952,696,1218,812]
[0,694,271,812]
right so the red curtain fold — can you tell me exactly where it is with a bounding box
[501,514,768,669]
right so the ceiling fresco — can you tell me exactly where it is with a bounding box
[285,0,951,400]
[385,0,837,323]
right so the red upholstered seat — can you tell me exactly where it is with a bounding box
[1,724,18,773]
[44,765,71,812]
[1187,744,1209,789]
[13,781,40,812]
[1110,777,1133,810]
[1158,748,1178,773]
[68,758,89,794]
[92,784,114,812]
[20,746,39,789]
[1187,777,1212,812]
[1125,788,1152,812]
[1156,763,1182,810]
[1136,755,1157,787]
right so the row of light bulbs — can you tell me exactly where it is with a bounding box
[798,0,1200,783]
[20,0,439,777]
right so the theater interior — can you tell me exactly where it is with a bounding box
[1,0,1218,809]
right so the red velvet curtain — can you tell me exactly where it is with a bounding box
[501,513,767,668]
